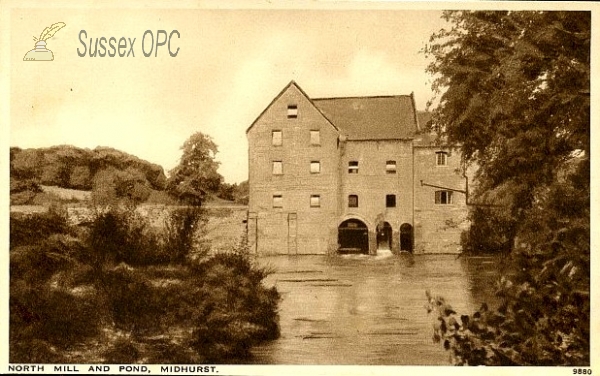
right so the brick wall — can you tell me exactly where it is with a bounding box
[339,140,414,253]
[247,84,339,254]
[413,146,468,253]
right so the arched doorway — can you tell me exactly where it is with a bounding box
[376,222,392,251]
[338,219,369,254]
[400,223,413,252]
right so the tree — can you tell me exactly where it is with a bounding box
[426,11,589,213]
[167,132,223,206]
[425,11,589,365]
[91,167,152,207]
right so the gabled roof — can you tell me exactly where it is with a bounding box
[312,95,418,140]
[246,81,339,134]
[413,111,454,147]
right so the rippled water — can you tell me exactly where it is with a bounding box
[250,253,504,365]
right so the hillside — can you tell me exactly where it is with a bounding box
[10,145,167,191]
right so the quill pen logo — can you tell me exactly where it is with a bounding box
[23,22,66,61]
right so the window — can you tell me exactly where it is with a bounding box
[310,130,320,145]
[273,194,283,208]
[310,195,321,207]
[386,194,396,208]
[272,130,282,146]
[386,160,397,174]
[287,105,298,118]
[348,195,358,208]
[348,161,359,174]
[435,190,453,204]
[272,161,283,175]
[310,161,321,174]
[436,151,448,166]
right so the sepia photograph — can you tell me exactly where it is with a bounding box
[1,1,595,374]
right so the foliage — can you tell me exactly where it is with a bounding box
[87,208,163,266]
[167,132,223,206]
[10,145,167,192]
[10,205,280,363]
[10,206,71,249]
[234,180,249,205]
[101,337,140,364]
[426,10,589,213]
[91,167,153,208]
[161,207,210,263]
[190,251,280,362]
[425,10,589,365]
[216,181,249,204]
[460,205,516,254]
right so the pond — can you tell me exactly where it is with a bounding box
[250,253,506,365]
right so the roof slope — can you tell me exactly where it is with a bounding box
[312,95,418,140]
[246,81,338,134]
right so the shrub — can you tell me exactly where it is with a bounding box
[10,178,43,194]
[100,265,161,336]
[427,168,589,366]
[145,339,200,364]
[190,252,280,362]
[10,339,64,363]
[87,209,162,267]
[461,205,516,254]
[10,285,101,350]
[10,208,71,249]
[102,337,140,364]
[162,207,209,263]
[10,234,84,285]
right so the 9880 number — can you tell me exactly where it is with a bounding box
[573,369,592,375]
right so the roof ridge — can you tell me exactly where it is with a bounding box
[312,94,413,101]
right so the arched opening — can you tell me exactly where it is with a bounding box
[400,223,413,252]
[376,222,392,251]
[338,219,369,254]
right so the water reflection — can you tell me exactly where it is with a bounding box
[251,254,503,365]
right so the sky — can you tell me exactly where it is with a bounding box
[9,4,451,183]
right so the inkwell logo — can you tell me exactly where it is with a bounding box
[23,22,66,61]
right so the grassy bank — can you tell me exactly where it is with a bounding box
[10,205,278,364]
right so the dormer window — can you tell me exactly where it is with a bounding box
[436,151,448,166]
[287,105,298,119]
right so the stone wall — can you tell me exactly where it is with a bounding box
[340,140,414,254]
[413,146,468,254]
[247,83,340,254]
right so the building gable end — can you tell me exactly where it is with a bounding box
[246,81,339,135]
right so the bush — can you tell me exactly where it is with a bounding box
[100,265,161,335]
[10,178,43,194]
[461,205,516,254]
[10,234,83,285]
[10,199,281,363]
[10,285,101,351]
[10,339,64,363]
[102,337,140,364]
[190,252,280,362]
[87,209,162,267]
[10,208,71,249]
[162,207,209,263]
[427,164,589,366]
